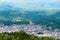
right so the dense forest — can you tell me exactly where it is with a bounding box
[0,31,60,40]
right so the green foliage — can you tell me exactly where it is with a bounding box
[0,31,59,40]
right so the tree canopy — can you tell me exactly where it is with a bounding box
[0,31,59,40]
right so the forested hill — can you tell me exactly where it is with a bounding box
[0,31,59,40]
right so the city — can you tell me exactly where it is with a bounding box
[0,23,60,39]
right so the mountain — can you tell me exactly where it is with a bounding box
[0,3,48,21]
[0,3,60,31]
[49,11,60,19]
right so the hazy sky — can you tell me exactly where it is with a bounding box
[0,0,60,9]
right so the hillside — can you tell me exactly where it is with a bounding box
[0,31,59,40]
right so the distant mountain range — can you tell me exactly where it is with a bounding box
[0,3,60,31]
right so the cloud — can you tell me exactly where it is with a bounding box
[40,0,58,3]
[0,0,60,9]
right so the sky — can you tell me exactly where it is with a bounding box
[0,0,60,10]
